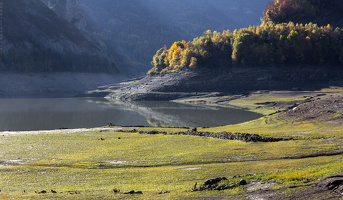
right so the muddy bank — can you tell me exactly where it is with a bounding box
[96,66,343,101]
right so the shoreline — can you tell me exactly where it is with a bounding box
[0,127,121,136]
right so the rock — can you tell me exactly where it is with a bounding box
[204,177,227,185]
[238,179,247,186]
[216,184,232,190]
[68,191,79,194]
[147,131,159,134]
[318,173,343,194]
[124,190,143,194]
[158,190,170,194]
[113,188,120,193]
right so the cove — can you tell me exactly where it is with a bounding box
[0,97,262,131]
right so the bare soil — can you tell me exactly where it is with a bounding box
[279,94,343,124]
[100,66,343,101]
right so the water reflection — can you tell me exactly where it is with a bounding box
[0,97,262,131]
[101,98,262,127]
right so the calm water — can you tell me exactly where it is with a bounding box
[0,97,262,131]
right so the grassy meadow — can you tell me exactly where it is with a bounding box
[1,88,343,199]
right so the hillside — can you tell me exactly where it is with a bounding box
[147,0,343,75]
[75,0,270,75]
[0,0,118,72]
[104,0,343,101]
[263,0,343,27]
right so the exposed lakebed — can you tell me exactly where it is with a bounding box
[0,97,262,131]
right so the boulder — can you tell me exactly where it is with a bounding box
[317,173,343,194]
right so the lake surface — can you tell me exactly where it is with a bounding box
[0,97,262,131]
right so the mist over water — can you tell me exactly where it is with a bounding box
[0,98,262,131]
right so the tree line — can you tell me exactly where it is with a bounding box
[148,0,343,75]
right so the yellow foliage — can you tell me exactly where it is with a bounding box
[189,57,197,67]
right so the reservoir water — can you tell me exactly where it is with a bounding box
[0,97,262,131]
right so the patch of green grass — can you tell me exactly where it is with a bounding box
[2,88,343,199]
[0,127,343,199]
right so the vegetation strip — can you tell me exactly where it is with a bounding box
[136,129,290,142]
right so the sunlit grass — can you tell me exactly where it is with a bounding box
[1,87,343,199]
[0,126,343,199]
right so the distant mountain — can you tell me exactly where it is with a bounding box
[1,0,269,74]
[41,0,86,30]
[0,0,118,72]
[73,0,270,75]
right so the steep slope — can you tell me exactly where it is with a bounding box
[75,0,269,75]
[41,0,86,30]
[0,0,118,72]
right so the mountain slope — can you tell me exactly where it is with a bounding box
[0,0,118,72]
[75,0,269,75]
[104,0,343,101]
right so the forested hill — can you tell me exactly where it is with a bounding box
[0,0,118,73]
[148,0,343,75]
[75,0,269,75]
[263,0,343,27]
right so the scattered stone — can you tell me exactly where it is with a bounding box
[317,173,343,194]
[113,188,120,193]
[140,130,288,142]
[158,190,170,194]
[239,179,247,186]
[193,177,228,191]
[216,184,234,190]
[147,131,159,134]
[204,177,227,185]
[193,177,252,191]
[124,190,143,194]
[68,191,79,194]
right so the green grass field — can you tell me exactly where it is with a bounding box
[1,88,343,199]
